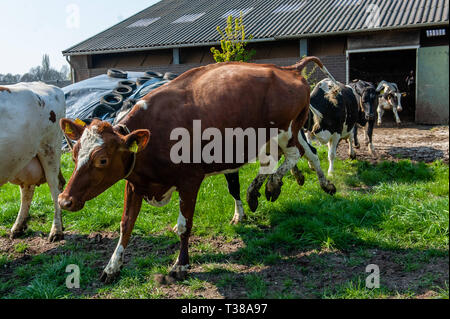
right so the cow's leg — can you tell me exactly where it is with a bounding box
[247,142,282,212]
[353,125,360,149]
[305,130,313,144]
[377,105,384,126]
[225,172,245,225]
[348,129,357,160]
[265,145,300,202]
[10,185,35,239]
[297,130,336,195]
[291,165,305,186]
[365,120,376,156]
[392,106,401,125]
[100,182,143,284]
[168,180,201,281]
[327,133,340,177]
[37,148,64,242]
[304,131,316,170]
[246,174,269,212]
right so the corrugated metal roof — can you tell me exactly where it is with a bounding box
[63,0,449,55]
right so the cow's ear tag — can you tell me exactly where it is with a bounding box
[129,141,139,153]
[65,123,73,135]
[75,118,87,127]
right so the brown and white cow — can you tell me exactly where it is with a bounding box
[0,82,66,242]
[58,57,336,283]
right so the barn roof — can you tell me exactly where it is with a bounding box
[63,0,449,55]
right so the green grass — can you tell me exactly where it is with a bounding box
[0,148,448,299]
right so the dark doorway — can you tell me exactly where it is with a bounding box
[349,49,416,123]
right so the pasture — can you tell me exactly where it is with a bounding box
[0,126,448,299]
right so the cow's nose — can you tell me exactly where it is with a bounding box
[58,195,73,210]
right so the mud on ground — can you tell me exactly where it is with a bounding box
[336,123,449,164]
[0,232,448,299]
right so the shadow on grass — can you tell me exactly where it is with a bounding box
[344,159,435,187]
[0,160,447,299]
[387,147,445,163]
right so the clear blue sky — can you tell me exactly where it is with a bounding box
[1,0,161,75]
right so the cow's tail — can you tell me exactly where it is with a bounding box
[309,104,323,133]
[284,56,340,86]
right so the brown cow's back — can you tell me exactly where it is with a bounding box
[128,61,309,135]
[121,61,310,179]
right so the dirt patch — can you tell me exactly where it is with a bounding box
[0,232,448,299]
[337,123,449,164]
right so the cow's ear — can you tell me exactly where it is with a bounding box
[124,129,151,153]
[60,118,86,141]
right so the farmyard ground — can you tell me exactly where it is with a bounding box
[0,125,448,299]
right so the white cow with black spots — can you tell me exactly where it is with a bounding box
[0,83,66,242]
[376,80,404,126]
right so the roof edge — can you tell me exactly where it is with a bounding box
[63,21,449,56]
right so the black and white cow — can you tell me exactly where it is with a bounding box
[304,79,359,176]
[376,80,404,126]
[347,80,378,156]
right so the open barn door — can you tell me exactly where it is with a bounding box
[347,47,417,123]
[416,46,449,124]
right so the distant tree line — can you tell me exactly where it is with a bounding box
[0,54,70,84]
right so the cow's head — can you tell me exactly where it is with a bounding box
[381,92,403,112]
[360,87,378,121]
[58,119,150,212]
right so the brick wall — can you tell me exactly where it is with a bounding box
[72,54,347,84]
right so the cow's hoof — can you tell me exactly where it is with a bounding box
[246,190,261,212]
[48,231,64,243]
[350,152,357,160]
[321,182,337,195]
[100,271,120,284]
[9,231,24,240]
[293,172,305,186]
[167,265,189,282]
[265,177,282,202]
[354,143,360,149]
[10,226,26,240]
[154,274,173,286]
[173,224,186,236]
[167,270,188,282]
[230,215,244,225]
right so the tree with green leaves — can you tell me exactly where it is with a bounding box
[210,13,256,63]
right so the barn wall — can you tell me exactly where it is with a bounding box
[416,45,449,124]
[348,30,421,50]
[70,36,348,83]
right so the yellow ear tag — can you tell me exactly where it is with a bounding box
[75,118,87,127]
[65,123,73,135]
[129,141,139,153]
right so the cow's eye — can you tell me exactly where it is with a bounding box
[95,158,109,167]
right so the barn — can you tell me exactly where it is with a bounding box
[63,0,449,124]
